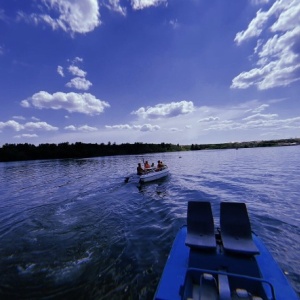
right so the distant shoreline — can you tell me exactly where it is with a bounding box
[0,138,299,162]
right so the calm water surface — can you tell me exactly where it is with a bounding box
[0,146,299,299]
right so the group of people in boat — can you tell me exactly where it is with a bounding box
[137,160,165,175]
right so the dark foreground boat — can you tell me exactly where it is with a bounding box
[154,201,299,300]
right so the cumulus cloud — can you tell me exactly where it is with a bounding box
[65,125,77,131]
[232,0,300,90]
[105,123,160,131]
[24,121,58,131]
[131,0,168,10]
[66,77,92,90]
[132,101,195,119]
[65,124,98,131]
[0,120,24,131]
[234,9,269,45]
[137,124,160,131]
[72,57,83,64]
[78,125,98,131]
[21,91,110,115]
[68,65,86,77]
[57,65,64,77]
[88,0,167,14]
[59,58,92,90]
[0,120,58,132]
[105,124,132,130]
[19,0,100,35]
[15,0,169,36]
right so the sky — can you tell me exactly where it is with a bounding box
[0,0,299,146]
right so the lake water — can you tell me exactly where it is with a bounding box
[0,146,299,299]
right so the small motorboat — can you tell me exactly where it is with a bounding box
[154,201,299,300]
[139,166,169,183]
[124,166,169,184]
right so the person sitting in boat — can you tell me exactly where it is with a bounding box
[137,163,144,175]
[156,160,164,171]
[144,161,151,169]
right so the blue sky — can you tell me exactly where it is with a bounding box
[0,0,299,146]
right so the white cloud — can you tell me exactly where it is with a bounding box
[14,134,38,138]
[57,65,64,77]
[64,124,98,131]
[136,124,160,131]
[60,59,92,90]
[232,0,300,90]
[105,123,160,131]
[66,77,92,90]
[105,0,127,15]
[198,116,220,122]
[201,112,300,132]
[15,0,169,34]
[24,122,58,131]
[242,113,278,121]
[20,0,101,35]
[251,0,270,5]
[132,100,195,119]
[0,120,58,132]
[31,116,40,121]
[77,125,98,131]
[202,120,239,131]
[68,65,86,77]
[12,115,26,120]
[252,104,269,113]
[65,125,77,131]
[21,91,110,115]
[131,0,167,10]
[73,57,83,63]
[0,120,24,131]
[234,9,269,45]
[105,124,132,130]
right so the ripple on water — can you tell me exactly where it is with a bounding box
[0,148,300,298]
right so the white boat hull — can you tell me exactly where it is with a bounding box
[139,167,169,183]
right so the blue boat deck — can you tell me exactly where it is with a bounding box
[154,202,299,300]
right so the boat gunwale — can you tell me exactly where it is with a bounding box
[139,166,169,182]
[154,225,299,300]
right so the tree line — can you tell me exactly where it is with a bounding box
[0,138,299,162]
[0,142,186,162]
[190,138,300,150]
